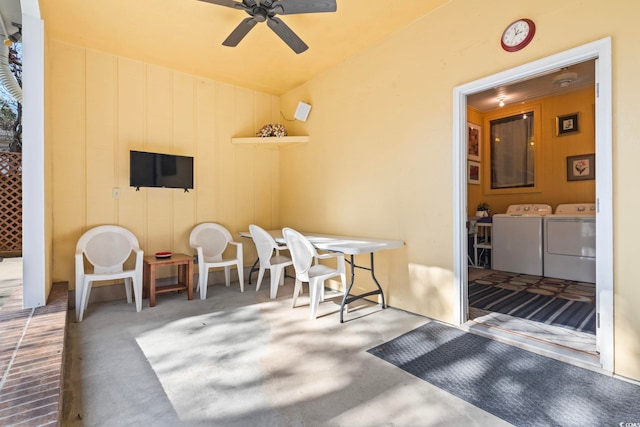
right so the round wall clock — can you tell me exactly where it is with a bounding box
[501,18,536,52]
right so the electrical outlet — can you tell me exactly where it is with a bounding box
[112,187,121,199]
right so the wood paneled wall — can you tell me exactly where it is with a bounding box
[467,87,595,216]
[49,41,281,287]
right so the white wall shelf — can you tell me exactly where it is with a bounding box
[231,136,309,147]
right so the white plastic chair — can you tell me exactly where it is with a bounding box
[249,224,293,299]
[75,225,144,322]
[282,227,346,319]
[190,223,244,299]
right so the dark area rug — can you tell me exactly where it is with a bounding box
[472,271,595,303]
[368,321,640,427]
[468,282,596,334]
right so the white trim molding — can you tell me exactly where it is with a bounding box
[453,37,613,372]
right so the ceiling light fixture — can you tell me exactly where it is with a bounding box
[8,30,21,43]
[552,70,578,88]
[498,98,505,107]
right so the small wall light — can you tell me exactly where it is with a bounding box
[294,101,311,121]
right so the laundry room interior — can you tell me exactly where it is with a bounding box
[465,59,597,357]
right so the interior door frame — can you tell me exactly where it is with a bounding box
[452,37,613,372]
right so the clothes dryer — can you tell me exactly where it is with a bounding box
[543,203,596,283]
[492,204,552,276]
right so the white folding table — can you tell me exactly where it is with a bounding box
[240,230,404,322]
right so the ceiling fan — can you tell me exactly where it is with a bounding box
[199,0,337,54]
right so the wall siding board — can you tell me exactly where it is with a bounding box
[145,66,173,254]
[215,83,237,234]
[270,96,281,226]
[195,78,217,223]
[172,73,197,256]
[254,93,274,228]
[235,88,256,237]
[50,42,87,285]
[85,50,117,227]
[117,58,147,243]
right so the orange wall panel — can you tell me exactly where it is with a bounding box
[467,87,595,217]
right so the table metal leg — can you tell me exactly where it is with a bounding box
[248,258,259,284]
[339,253,386,323]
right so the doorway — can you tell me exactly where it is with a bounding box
[452,38,613,372]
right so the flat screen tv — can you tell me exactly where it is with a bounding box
[130,150,194,191]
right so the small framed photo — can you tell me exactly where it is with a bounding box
[567,153,595,181]
[557,112,579,136]
[467,160,480,185]
[467,122,481,161]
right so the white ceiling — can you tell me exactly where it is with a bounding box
[467,59,596,112]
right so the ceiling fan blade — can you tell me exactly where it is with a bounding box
[273,0,337,15]
[223,17,258,47]
[266,16,308,54]
[198,0,250,11]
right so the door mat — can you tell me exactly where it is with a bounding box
[468,282,595,334]
[368,321,640,427]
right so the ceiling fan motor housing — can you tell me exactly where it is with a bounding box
[201,0,337,54]
[251,8,268,21]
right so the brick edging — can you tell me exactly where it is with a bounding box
[0,282,68,427]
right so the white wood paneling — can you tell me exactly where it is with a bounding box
[172,72,197,256]
[50,42,87,287]
[117,58,147,242]
[49,41,281,286]
[86,50,117,227]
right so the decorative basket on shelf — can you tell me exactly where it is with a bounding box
[257,123,288,138]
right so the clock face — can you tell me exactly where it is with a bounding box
[501,19,536,52]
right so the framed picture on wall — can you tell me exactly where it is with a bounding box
[467,122,481,161]
[467,160,480,185]
[567,153,595,181]
[557,112,580,136]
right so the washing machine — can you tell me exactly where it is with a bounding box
[543,203,596,283]
[492,204,552,275]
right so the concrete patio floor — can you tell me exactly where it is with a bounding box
[0,257,22,310]
[62,278,513,427]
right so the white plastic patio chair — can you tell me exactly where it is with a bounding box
[190,223,244,299]
[75,225,144,322]
[282,227,346,319]
[249,224,293,299]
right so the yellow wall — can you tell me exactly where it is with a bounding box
[279,0,640,380]
[44,0,640,381]
[48,40,281,286]
[467,87,596,217]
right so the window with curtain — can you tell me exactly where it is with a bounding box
[490,112,535,189]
